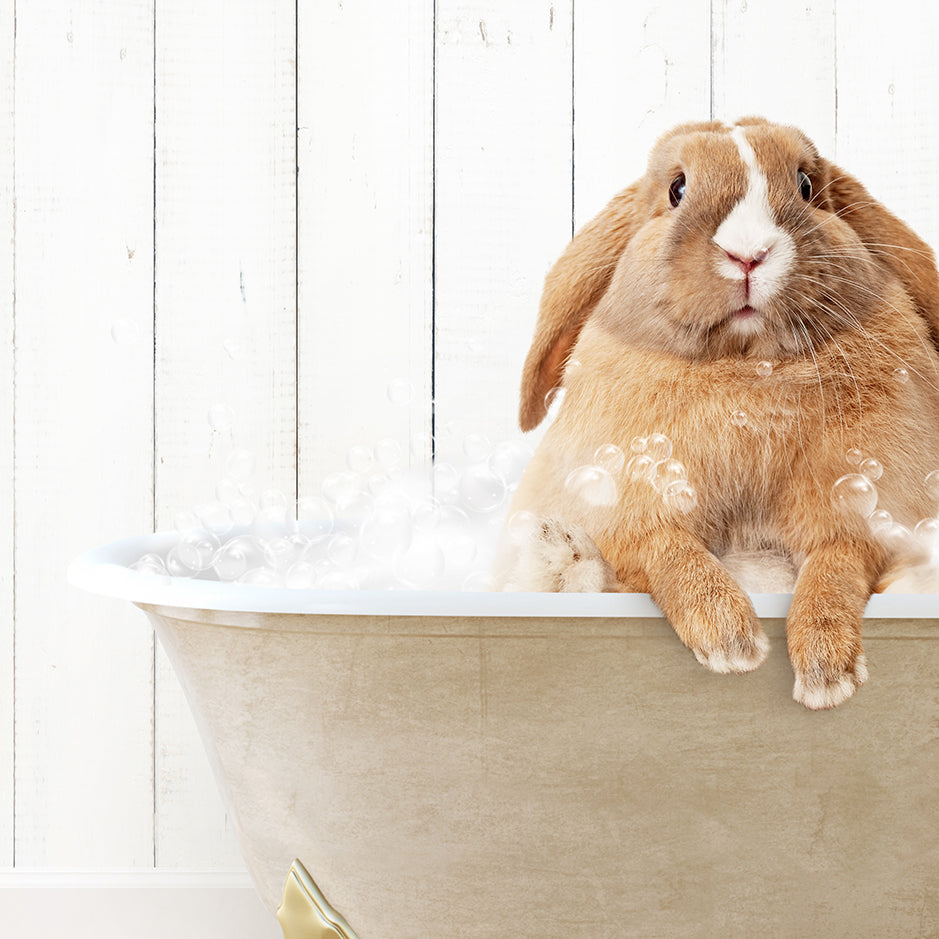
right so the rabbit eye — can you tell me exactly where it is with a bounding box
[669,174,686,208]
[798,170,812,201]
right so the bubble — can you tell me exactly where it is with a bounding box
[327,532,357,566]
[463,433,491,462]
[196,500,233,533]
[756,360,773,377]
[878,523,914,556]
[208,404,235,432]
[387,379,412,406]
[229,497,257,526]
[359,502,413,559]
[831,473,877,518]
[914,517,939,547]
[433,462,461,502]
[394,534,446,589]
[564,465,617,506]
[346,445,374,474]
[132,553,168,576]
[564,358,582,377]
[375,438,404,471]
[731,410,748,427]
[462,571,495,591]
[506,510,541,543]
[110,318,142,345]
[215,477,241,504]
[626,453,655,482]
[925,470,939,501]
[174,510,201,532]
[845,448,863,466]
[651,459,687,494]
[226,447,256,481]
[594,444,626,475]
[295,496,334,542]
[544,386,566,416]
[321,472,362,507]
[175,528,221,571]
[663,480,699,513]
[859,458,883,482]
[260,488,289,517]
[212,536,264,581]
[252,504,291,543]
[238,567,284,587]
[892,367,910,384]
[165,546,194,578]
[630,436,648,454]
[646,433,672,461]
[489,440,534,485]
[437,505,477,570]
[411,497,442,532]
[285,560,318,589]
[867,508,893,535]
[459,465,507,513]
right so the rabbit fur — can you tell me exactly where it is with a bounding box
[500,118,939,710]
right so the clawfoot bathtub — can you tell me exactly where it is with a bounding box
[70,532,939,938]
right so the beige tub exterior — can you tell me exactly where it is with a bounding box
[71,535,939,937]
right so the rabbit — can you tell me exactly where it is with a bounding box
[499,117,939,710]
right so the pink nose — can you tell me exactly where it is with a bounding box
[725,247,770,273]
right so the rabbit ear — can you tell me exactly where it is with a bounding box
[819,160,939,351]
[519,182,645,431]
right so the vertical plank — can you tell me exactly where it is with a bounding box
[573,0,712,228]
[155,0,297,868]
[433,0,573,461]
[0,0,14,867]
[13,2,155,867]
[835,2,939,250]
[711,0,837,155]
[297,0,434,490]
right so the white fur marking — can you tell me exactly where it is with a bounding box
[713,126,796,307]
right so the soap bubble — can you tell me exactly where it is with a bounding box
[859,458,883,482]
[462,570,496,591]
[437,505,477,570]
[914,517,939,548]
[295,496,334,542]
[359,502,413,559]
[322,472,362,507]
[867,508,893,536]
[651,459,687,494]
[878,523,914,556]
[433,463,461,503]
[845,448,863,466]
[459,465,507,513]
[756,360,773,377]
[327,532,357,566]
[238,567,284,587]
[173,510,201,532]
[132,553,168,576]
[663,480,699,513]
[375,438,404,471]
[489,440,533,484]
[925,470,939,502]
[395,534,446,588]
[215,477,241,504]
[196,500,233,534]
[646,433,672,461]
[630,436,648,454]
[410,497,442,532]
[175,528,221,572]
[165,546,194,578]
[226,448,256,481]
[831,473,877,518]
[387,379,412,406]
[229,497,257,526]
[506,510,541,543]
[565,465,617,506]
[731,409,748,427]
[212,536,264,582]
[626,453,655,482]
[892,367,910,384]
[285,560,318,589]
[463,433,491,462]
[594,444,626,475]
[544,386,566,417]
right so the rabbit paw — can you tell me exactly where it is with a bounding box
[689,622,770,674]
[792,654,868,710]
[503,518,619,592]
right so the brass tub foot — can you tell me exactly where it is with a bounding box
[276,859,360,939]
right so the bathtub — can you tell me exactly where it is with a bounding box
[69,531,939,938]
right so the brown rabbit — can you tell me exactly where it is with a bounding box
[501,118,939,709]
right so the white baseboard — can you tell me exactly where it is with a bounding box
[0,871,283,939]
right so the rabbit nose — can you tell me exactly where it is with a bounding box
[724,247,770,273]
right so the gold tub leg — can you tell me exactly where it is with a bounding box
[276,859,360,939]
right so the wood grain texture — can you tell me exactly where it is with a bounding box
[296,0,434,490]
[154,0,297,869]
[0,0,14,868]
[12,2,155,866]
[433,0,574,460]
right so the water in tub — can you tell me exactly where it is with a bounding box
[130,387,939,595]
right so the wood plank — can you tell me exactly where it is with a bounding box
[154,0,297,868]
[711,0,837,154]
[835,3,939,250]
[296,0,434,491]
[433,0,573,463]
[12,2,155,867]
[573,0,712,227]
[0,0,14,868]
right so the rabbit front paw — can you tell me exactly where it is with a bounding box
[502,517,619,592]
[792,654,869,710]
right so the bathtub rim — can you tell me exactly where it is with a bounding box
[67,530,939,619]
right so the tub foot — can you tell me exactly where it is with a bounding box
[276,859,359,939]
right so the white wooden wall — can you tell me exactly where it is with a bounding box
[2,0,938,930]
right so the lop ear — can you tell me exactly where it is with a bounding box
[519,182,646,431]
[819,159,939,352]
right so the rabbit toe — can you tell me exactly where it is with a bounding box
[692,627,770,674]
[793,654,868,710]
